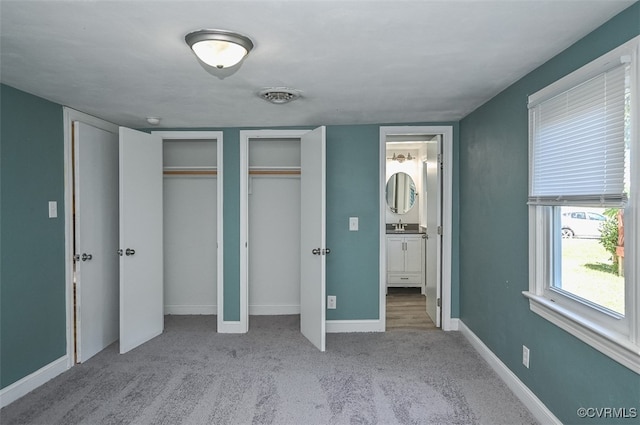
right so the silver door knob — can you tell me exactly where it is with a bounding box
[312,248,321,255]
[81,253,93,261]
[125,248,135,256]
[322,248,331,255]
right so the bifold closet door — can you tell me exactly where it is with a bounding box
[74,122,119,362]
[119,127,163,354]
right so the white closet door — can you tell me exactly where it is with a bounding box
[300,126,326,351]
[425,141,441,327]
[119,127,163,354]
[74,122,119,362]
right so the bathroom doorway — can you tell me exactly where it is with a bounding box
[379,126,454,331]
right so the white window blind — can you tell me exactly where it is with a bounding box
[528,63,628,206]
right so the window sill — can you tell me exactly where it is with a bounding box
[523,291,640,374]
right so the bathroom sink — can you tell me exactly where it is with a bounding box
[385,223,424,234]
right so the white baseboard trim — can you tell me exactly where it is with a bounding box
[217,320,245,334]
[0,356,68,408]
[164,305,217,315]
[458,321,561,425]
[249,305,300,315]
[445,317,460,331]
[326,320,384,333]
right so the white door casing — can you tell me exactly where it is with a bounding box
[74,122,119,362]
[425,140,442,327]
[119,127,164,354]
[300,126,327,351]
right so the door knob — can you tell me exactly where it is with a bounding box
[312,248,321,255]
[81,253,93,261]
[125,248,136,256]
[322,248,331,255]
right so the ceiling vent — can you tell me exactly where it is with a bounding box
[258,88,301,104]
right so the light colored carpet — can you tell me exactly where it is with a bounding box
[1,315,537,425]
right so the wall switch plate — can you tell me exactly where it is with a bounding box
[349,217,359,231]
[48,201,58,218]
[327,295,337,309]
[522,345,530,368]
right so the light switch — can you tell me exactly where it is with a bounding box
[48,201,58,218]
[349,216,359,231]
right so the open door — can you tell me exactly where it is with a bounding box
[425,139,442,327]
[74,122,119,362]
[119,127,163,354]
[300,126,327,351]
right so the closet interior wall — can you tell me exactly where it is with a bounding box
[248,138,301,315]
[163,139,217,315]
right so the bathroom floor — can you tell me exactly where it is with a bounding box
[386,287,438,331]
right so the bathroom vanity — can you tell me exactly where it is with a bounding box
[386,224,426,292]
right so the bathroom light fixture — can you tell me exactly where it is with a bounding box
[388,153,414,163]
[185,29,254,69]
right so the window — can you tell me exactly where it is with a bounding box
[525,36,639,373]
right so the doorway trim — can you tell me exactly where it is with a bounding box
[63,107,119,368]
[379,125,455,330]
[238,129,309,333]
[151,131,224,331]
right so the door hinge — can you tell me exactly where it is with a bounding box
[437,226,442,235]
[437,298,441,307]
[437,153,443,169]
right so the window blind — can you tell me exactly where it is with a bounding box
[528,63,628,206]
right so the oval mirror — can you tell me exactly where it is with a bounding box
[386,172,416,214]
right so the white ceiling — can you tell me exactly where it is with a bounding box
[1,0,635,128]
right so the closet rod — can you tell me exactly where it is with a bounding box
[249,169,301,175]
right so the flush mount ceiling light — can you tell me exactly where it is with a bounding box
[258,88,301,104]
[185,29,254,69]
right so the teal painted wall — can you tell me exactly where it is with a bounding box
[458,3,640,424]
[1,85,66,388]
[325,125,381,320]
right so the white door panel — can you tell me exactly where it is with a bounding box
[74,122,119,362]
[119,127,163,354]
[300,126,326,352]
[425,141,441,327]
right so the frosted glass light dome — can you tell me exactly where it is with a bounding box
[185,29,254,69]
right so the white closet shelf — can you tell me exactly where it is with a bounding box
[163,166,217,176]
[249,166,301,175]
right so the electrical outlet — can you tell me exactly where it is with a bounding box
[327,295,337,309]
[522,345,530,368]
[349,217,359,231]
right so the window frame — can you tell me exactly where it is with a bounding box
[524,36,640,374]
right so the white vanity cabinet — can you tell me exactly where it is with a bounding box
[386,234,425,291]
